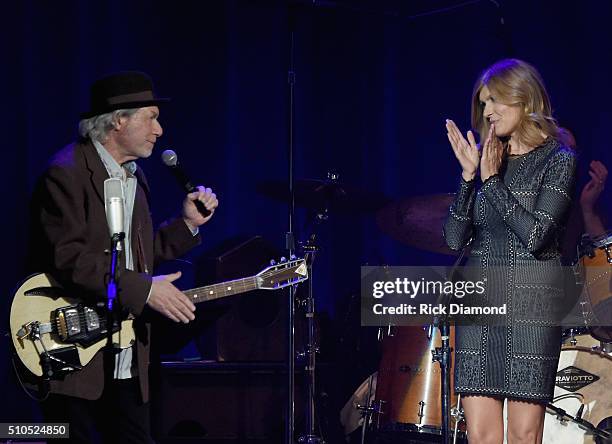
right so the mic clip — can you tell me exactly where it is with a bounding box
[111,232,125,252]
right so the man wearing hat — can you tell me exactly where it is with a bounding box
[26,71,217,443]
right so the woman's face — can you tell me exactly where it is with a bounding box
[479,85,522,137]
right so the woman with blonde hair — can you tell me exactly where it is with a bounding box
[443,59,576,443]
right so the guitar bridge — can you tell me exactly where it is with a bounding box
[16,321,53,341]
[16,321,39,341]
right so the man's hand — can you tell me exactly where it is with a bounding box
[183,186,218,231]
[147,271,196,323]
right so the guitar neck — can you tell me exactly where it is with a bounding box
[184,276,258,303]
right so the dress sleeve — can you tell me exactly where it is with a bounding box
[443,176,476,251]
[480,147,576,254]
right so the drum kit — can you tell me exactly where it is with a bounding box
[541,235,612,444]
[260,177,612,444]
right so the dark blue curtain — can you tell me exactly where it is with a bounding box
[3,0,611,424]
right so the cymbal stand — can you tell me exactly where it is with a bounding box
[431,318,452,444]
[433,247,469,443]
[355,373,379,444]
[298,213,326,444]
[451,394,465,444]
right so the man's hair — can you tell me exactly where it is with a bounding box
[78,108,139,143]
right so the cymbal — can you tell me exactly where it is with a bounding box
[257,179,389,213]
[376,193,457,255]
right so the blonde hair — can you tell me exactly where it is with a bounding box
[471,59,573,148]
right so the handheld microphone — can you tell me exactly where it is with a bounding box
[161,149,211,217]
[104,178,125,249]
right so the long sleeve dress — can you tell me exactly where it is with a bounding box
[443,137,576,400]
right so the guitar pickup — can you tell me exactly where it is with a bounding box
[84,307,100,332]
[55,307,82,341]
[51,304,113,346]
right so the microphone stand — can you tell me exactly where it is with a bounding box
[105,232,124,378]
[107,232,124,312]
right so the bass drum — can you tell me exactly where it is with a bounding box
[543,334,612,444]
[374,325,466,442]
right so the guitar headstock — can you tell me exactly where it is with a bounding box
[256,258,308,290]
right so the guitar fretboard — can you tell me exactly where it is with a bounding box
[184,277,258,303]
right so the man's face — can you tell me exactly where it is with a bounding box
[114,106,163,163]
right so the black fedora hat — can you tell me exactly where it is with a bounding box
[80,71,169,119]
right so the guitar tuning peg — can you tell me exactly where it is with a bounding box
[269,259,277,266]
[280,256,287,263]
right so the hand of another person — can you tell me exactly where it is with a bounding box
[446,119,480,181]
[182,186,218,231]
[480,124,504,182]
[147,271,196,323]
[580,160,608,211]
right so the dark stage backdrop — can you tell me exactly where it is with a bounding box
[2,0,611,430]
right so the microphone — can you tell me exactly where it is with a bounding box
[104,178,125,249]
[161,149,211,217]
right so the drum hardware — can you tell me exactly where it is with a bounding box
[260,169,390,443]
[551,393,586,423]
[296,173,364,444]
[355,399,385,444]
[430,321,453,443]
[425,324,435,339]
[296,233,324,444]
[377,325,395,341]
[543,333,612,443]
[417,401,426,424]
[572,233,612,344]
[451,395,465,444]
[564,327,590,346]
[545,402,611,442]
[432,243,467,444]
[370,400,386,429]
[591,235,612,264]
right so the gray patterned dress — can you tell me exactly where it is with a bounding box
[443,138,577,401]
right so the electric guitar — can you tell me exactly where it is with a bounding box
[10,258,307,377]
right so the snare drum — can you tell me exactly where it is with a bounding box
[542,334,612,443]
